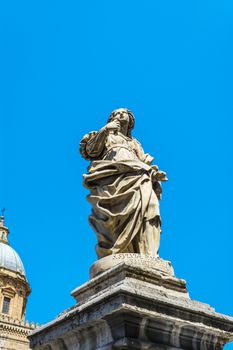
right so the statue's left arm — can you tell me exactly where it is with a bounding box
[133,138,167,199]
[133,139,154,165]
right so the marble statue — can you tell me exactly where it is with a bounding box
[30,108,233,350]
[80,108,167,259]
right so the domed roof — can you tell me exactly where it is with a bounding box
[0,242,25,276]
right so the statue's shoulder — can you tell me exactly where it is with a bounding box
[79,131,97,160]
[131,137,143,149]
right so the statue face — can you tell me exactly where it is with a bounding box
[113,111,130,125]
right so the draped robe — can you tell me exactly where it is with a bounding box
[83,129,162,259]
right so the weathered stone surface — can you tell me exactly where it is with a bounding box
[90,253,174,279]
[29,260,233,349]
[75,258,188,305]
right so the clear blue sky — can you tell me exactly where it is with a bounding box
[1,0,233,347]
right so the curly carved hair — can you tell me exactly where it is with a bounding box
[107,108,135,138]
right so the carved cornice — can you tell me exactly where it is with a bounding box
[0,322,33,338]
[0,314,39,338]
[0,270,30,297]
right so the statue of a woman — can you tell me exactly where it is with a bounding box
[80,108,167,259]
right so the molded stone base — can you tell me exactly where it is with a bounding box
[29,259,233,350]
[89,253,174,278]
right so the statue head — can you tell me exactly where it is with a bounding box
[107,108,135,137]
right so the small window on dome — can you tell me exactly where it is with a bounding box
[2,297,10,314]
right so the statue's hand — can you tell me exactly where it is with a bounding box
[152,170,168,182]
[151,165,159,171]
[104,120,121,132]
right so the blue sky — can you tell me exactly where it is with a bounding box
[1,0,233,347]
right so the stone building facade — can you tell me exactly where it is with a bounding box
[0,215,36,350]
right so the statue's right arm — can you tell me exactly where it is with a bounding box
[85,120,120,158]
[85,127,107,158]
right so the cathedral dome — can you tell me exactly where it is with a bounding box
[0,214,26,276]
[0,242,25,276]
[0,212,31,331]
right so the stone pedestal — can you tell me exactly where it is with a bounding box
[29,256,233,349]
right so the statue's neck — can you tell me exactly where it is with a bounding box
[120,125,128,136]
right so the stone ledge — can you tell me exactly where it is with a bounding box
[72,258,189,305]
[29,294,233,349]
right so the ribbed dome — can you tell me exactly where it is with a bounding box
[0,242,25,276]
